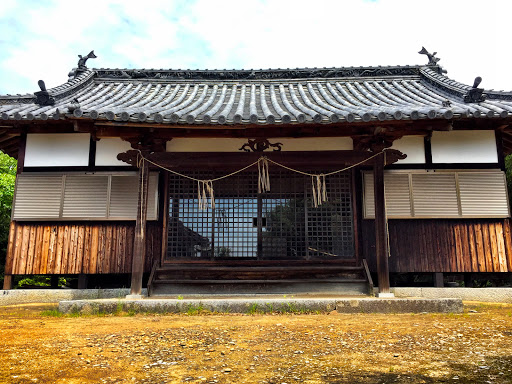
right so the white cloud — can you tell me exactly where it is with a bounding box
[0,0,511,94]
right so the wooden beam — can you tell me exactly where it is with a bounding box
[2,275,13,290]
[130,158,150,296]
[16,131,26,174]
[495,129,506,171]
[373,152,390,295]
[118,149,406,170]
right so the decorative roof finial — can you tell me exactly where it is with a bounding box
[34,80,55,106]
[77,50,97,69]
[464,76,486,103]
[418,47,440,66]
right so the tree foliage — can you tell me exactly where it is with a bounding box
[0,151,16,281]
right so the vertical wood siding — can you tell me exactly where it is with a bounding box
[4,222,161,275]
[362,219,512,273]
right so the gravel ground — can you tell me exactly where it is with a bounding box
[0,302,511,383]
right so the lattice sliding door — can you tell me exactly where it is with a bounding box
[166,169,354,260]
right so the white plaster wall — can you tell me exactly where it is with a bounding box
[95,137,132,166]
[166,137,353,152]
[390,136,425,164]
[24,133,90,167]
[431,130,498,163]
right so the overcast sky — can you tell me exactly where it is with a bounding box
[1,0,510,95]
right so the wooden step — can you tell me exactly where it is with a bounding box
[156,265,364,272]
[152,278,368,284]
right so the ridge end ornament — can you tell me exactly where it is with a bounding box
[239,138,283,152]
[78,50,97,69]
[464,76,486,103]
[34,80,55,106]
[69,50,97,79]
[419,47,440,66]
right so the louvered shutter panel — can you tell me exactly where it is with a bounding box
[363,172,411,218]
[412,173,459,217]
[62,175,109,218]
[109,174,158,220]
[459,171,509,217]
[363,172,375,218]
[13,174,63,219]
[147,173,159,220]
[384,173,412,217]
[109,175,138,219]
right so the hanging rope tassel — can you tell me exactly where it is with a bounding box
[311,174,327,208]
[206,180,215,210]
[198,180,215,210]
[258,157,271,193]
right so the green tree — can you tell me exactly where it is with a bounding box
[0,151,16,283]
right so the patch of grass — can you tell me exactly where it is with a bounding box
[177,295,184,300]
[186,303,208,315]
[247,303,262,315]
[40,309,63,317]
[115,301,124,315]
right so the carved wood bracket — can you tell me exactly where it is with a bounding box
[353,133,401,153]
[239,138,283,152]
[121,134,168,153]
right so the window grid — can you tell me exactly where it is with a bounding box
[167,169,354,260]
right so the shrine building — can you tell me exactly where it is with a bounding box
[1,48,511,296]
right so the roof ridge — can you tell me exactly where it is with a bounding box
[0,69,96,104]
[92,65,425,81]
[420,67,512,101]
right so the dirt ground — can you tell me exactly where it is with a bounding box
[0,302,511,384]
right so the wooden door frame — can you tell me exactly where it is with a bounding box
[160,157,361,264]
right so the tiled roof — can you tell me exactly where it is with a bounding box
[2,65,512,125]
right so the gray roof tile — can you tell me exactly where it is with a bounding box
[2,65,512,124]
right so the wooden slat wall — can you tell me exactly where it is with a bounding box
[4,222,161,275]
[362,219,512,273]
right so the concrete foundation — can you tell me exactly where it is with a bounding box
[58,297,463,315]
[0,288,147,306]
[2,287,511,307]
[391,287,512,303]
[335,298,462,314]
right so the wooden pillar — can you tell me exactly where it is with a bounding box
[434,272,444,287]
[373,152,391,295]
[3,275,13,290]
[130,159,150,296]
[51,275,59,289]
[2,132,27,291]
[464,273,474,288]
[78,274,88,289]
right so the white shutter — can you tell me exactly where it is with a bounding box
[412,173,459,217]
[13,174,63,219]
[459,171,509,217]
[363,170,509,219]
[385,173,412,217]
[147,173,159,220]
[109,175,138,219]
[363,172,411,218]
[62,175,109,218]
[363,172,375,218]
[13,172,159,221]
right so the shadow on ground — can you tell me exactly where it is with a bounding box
[314,355,512,384]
